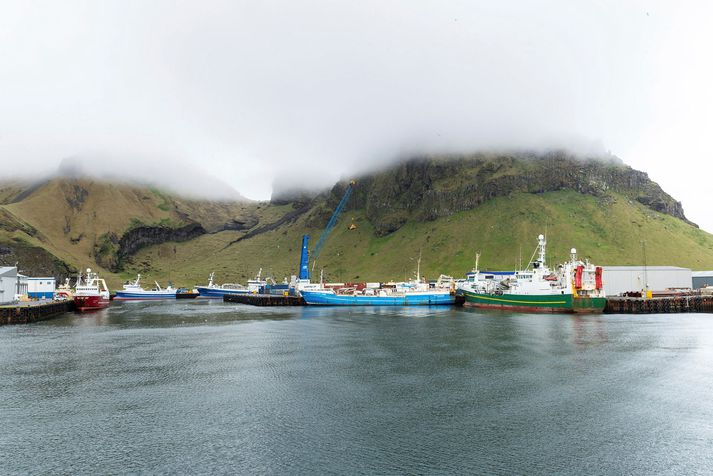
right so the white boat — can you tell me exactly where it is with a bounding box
[114,274,179,300]
[457,235,607,313]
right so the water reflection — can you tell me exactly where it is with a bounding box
[2,303,713,474]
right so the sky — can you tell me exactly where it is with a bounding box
[0,1,712,229]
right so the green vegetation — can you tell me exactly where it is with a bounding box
[128,190,713,287]
[150,187,173,212]
[93,232,119,270]
[1,154,713,289]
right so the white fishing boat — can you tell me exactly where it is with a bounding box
[457,235,606,313]
[114,274,179,300]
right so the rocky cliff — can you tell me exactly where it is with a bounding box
[0,151,706,285]
[317,151,688,236]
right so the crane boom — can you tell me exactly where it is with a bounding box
[311,180,355,268]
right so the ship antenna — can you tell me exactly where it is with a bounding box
[518,245,522,271]
[417,249,422,282]
[526,238,539,271]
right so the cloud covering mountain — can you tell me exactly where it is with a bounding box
[0,1,711,228]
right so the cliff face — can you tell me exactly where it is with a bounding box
[0,239,76,280]
[114,223,206,270]
[323,152,688,236]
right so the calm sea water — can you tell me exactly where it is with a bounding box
[2,301,713,474]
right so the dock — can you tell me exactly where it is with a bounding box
[223,293,305,306]
[605,295,713,314]
[0,300,75,325]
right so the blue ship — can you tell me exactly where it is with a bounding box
[195,286,249,299]
[196,271,266,299]
[301,289,456,306]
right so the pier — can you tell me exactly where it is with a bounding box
[223,293,305,306]
[0,300,75,325]
[605,295,713,314]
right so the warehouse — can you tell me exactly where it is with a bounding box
[0,267,28,305]
[602,266,692,296]
[692,271,713,289]
[27,277,56,299]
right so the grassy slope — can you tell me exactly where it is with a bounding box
[0,179,266,286]
[1,180,177,277]
[128,190,713,288]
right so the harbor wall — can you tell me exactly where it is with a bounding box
[605,296,713,314]
[0,301,74,325]
[224,294,305,306]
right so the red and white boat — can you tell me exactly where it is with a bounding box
[73,268,111,312]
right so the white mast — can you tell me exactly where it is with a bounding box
[537,234,546,266]
[416,250,422,283]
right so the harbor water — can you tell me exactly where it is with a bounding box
[2,301,713,474]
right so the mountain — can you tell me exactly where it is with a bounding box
[1,151,712,288]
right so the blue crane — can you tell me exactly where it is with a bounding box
[298,180,356,280]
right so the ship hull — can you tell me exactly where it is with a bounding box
[196,287,250,299]
[74,295,110,312]
[301,290,456,306]
[460,290,605,314]
[114,291,178,300]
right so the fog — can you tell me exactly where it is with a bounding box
[0,1,712,229]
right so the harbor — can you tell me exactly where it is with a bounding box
[3,231,713,320]
[4,300,713,474]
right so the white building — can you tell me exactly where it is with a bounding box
[692,271,713,289]
[602,266,692,296]
[27,277,56,299]
[0,267,28,304]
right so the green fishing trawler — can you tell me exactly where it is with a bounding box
[458,235,607,313]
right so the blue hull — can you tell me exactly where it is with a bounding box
[301,291,456,306]
[114,291,177,300]
[196,287,249,299]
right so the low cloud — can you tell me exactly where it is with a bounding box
[1,1,712,229]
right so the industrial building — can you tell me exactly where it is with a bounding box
[602,266,692,296]
[27,277,56,299]
[0,267,28,305]
[692,271,713,289]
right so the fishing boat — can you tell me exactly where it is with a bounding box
[301,258,456,306]
[458,235,606,313]
[196,270,266,298]
[73,268,111,311]
[301,284,456,306]
[113,274,179,300]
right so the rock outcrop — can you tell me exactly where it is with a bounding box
[0,239,76,280]
[321,151,689,236]
[113,223,206,270]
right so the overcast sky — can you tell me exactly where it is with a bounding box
[1,1,712,230]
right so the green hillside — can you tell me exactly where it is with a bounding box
[2,152,713,289]
[130,190,713,287]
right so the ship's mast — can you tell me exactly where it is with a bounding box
[537,234,546,266]
[416,250,422,282]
